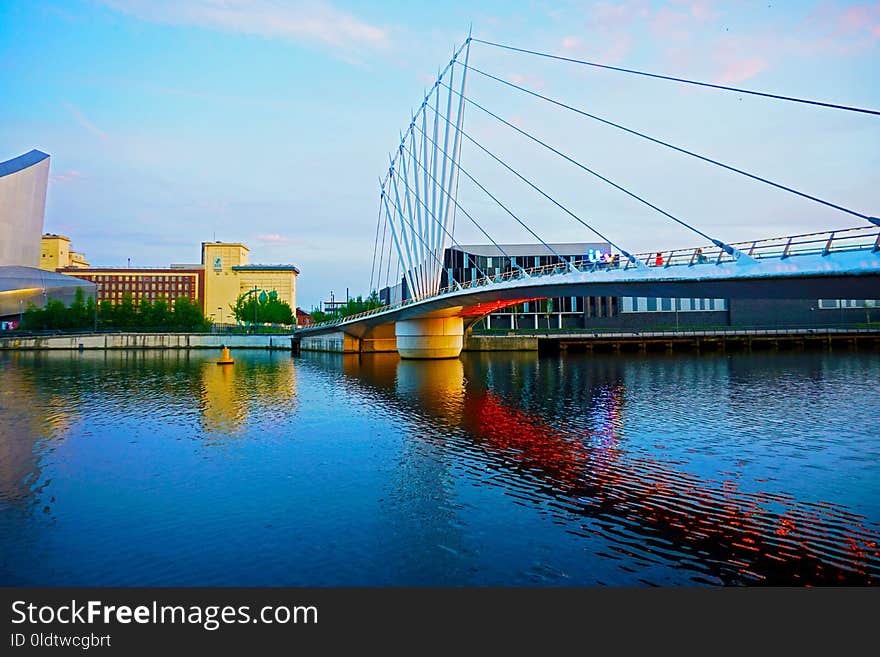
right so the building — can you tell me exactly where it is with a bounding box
[0,150,95,322]
[50,240,299,324]
[40,234,90,270]
[57,267,204,310]
[0,150,50,268]
[296,307,314,327]
[200,242,299,324]
[444,242,622,330]
[380,242,877,331]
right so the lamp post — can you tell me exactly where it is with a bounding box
[19,299,23,328]
[218,306,223,332]
[254,284,258,329]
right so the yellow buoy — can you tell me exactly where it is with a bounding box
[217,345,234,365]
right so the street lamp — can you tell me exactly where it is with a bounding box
[218,306,223,331]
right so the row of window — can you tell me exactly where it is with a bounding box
[817,299,878,309]
[97,282,190,292]
[88,274,193,283]
[488,297,726,314]
[101,291,194,301]
[621,298,728,313]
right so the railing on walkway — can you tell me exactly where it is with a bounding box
[303,225,880,331]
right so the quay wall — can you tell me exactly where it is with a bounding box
[0,333,294,350]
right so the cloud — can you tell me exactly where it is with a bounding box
[714,56,767,84]
[509,72,546,90]
[587,1,651,31]
[802,1,880,55]
[561,36,581,49]
[600,34,633,63]
[64,102,109,141]
[256,233,290,243]
[98,0,389,56]
[51,170,83,183]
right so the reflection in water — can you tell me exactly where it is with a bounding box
[327,351,880,585]
[199,356,298,437]
[0,348,878,586]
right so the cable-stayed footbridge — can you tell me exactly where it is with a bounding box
[298,32,880,358]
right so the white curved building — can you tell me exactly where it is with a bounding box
[0,150,95,321]
[0,150,51,267]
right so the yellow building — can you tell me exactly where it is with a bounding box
[39,234,90,271]
[41,234,298,324]
[201,242,299,324]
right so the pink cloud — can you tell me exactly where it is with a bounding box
[561,36,581,49]
[257,234,290,243]
[678,0,718,22]
[650,8,692,41]
[600,34,633,63]
[51,170,83,183]
[715,56,767,85]
[588,1,651,30]
[801,1,880,54]
[509,72,546,90]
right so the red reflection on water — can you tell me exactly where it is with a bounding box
[460,390,879,585]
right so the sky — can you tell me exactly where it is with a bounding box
[1,0,878,309]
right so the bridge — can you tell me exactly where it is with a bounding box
[298,32,880,359]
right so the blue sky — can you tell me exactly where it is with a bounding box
[1,1,878,309]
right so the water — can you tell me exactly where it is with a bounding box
[1,348,878,586]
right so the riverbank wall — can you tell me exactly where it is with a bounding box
[0,333,293,350]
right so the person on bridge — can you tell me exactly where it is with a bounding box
[696,248,709,264]
[654,252,664,266]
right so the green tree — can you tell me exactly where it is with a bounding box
[114,293,137,327]
[172,296,209,330]
[151,298,172,327]
[98,300,114,327]
[84,294,97,330]
[232,290,294,326]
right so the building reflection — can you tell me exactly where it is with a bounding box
[329,352,879,585]
[198,354,298,438]
[0,351,300,513]
[0,353,75,508]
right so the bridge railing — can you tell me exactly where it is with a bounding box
[303,225,879,330]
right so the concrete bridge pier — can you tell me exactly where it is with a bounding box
[396,316,464,359]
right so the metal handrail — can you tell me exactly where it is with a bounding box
[302,225,879,330]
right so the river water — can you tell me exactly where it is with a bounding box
[1,349,878,586]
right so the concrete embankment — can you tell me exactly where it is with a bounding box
[475,327,880,354]
[463,334,539,351]
[0,333,294,350]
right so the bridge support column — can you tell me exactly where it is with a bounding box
[396,317,463,359]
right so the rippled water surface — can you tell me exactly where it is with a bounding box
[1,349,878,586]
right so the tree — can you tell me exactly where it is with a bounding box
[114,293,137,327]
[85,294,96,330]
[232,290,294,326]
[307,291,384,324]
[98,300,114,327]
[172,296,209,330]
[20,291,97,331]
